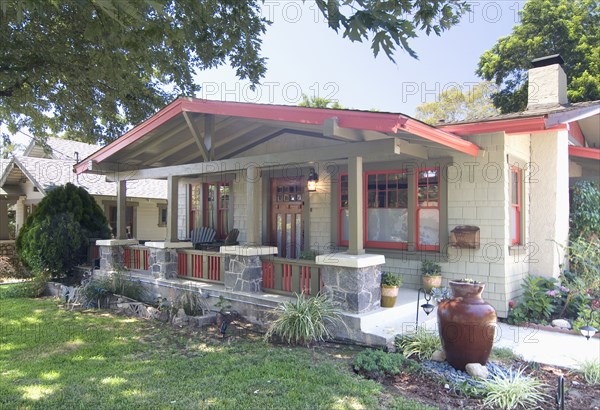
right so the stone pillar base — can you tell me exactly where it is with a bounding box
[224,254,262,292]
[97,239,138,271]
[220,246,278,292]
[317,253,385,313]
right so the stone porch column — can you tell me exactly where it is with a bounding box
[316,253,385,313]
[97,239,139,271]
[220,245,277,292]
[145,241,193,279]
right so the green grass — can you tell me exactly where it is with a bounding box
[0,297,432,409]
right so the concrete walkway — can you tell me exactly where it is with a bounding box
[494,322,600,368]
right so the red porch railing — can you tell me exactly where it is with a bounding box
[177,249,224,283]
[124,246,150,271]
[261,257,323,296]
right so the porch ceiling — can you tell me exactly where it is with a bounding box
[75,98,480,176]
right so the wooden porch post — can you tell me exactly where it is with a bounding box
[0,200,9,240]
[348,156,365,255]
[166,175,179,242]
[246,165,261,245]
[116,180,127,239]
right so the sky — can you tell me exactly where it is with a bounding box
[193,0,525,116]
[9,1,524,149]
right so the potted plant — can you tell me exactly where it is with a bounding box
[421,260,442,293]
[437,279,497,370]
[381,272,402,308]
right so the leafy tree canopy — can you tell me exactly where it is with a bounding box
[1,0,469,144]
[477,0,600,113]
[415,81,499,124]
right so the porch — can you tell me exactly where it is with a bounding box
[95,242,437,346]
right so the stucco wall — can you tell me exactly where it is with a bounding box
[529,130,569,278]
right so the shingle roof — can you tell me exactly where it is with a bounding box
[441,100,600,126]
[45,137,101,160]
[14,156,167,199]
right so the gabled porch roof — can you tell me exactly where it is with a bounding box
[74,98,480,176]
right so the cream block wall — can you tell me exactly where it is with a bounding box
[307,162,334,253]
[135,200,167,240]
[529,130,569,278]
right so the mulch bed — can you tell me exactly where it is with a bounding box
[378,360,600,410]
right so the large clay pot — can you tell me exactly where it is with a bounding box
[437,281,497,370]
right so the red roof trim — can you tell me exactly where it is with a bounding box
[75,98,480,174]
[440,117,548,136]
[568,121,585,146]
[569,146,600,161]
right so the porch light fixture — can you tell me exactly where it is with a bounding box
[307,168,319,192]
[579,308,597,340]
[415,288,435,330]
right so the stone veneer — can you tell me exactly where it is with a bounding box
[321,265,382,313]
[99,245,125,271]
[148,248,179,279]
[223,255,262,292]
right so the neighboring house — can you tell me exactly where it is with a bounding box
[75,55,599,328]
[0,137,168,241]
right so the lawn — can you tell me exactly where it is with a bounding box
[0,297,430,410]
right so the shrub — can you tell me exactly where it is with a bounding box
[395,328,441,361]
[0,272,49,299]
[16,183,110,278]
[173,288,209,316]
[353,349,419,379]
[481,367,549,410]
[570,180,600,240]
[508,275,556,324]
[576,359,600,385]
[265,293,342,346]
[80,271,147,308]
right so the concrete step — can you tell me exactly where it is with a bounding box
[338,287,440,347]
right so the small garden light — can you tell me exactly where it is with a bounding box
[415,288,435,329]
[579,308,597,340]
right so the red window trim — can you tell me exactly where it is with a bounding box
[510,166,522,245]
[363,169,409,250]
[415,168,440,251]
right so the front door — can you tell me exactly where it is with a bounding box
[270,177,304,258]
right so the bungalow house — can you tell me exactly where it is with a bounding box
[75,56,599,344]
[0,137,168,248]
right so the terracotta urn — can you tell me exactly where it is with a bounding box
[437,281,497,370]
[381,286,399,308]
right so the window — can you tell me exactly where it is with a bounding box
[510,166,521,245]
[189,182,230,239]
[365,171,409,249]
[337,167,441,251]
[157,204,167,227]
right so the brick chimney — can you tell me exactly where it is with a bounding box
[527,54,568,110]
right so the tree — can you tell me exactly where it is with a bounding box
[1,1,469,144]
[415,81,499,124]
[298,94,344,109]
[477,0,600,113]
[16,183,110,277]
